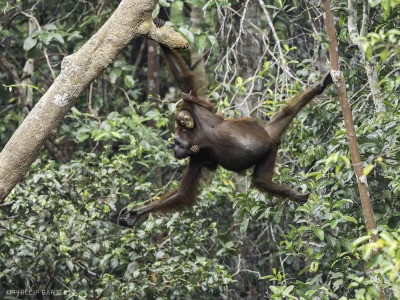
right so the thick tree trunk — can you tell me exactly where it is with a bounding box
[0,0,188,202]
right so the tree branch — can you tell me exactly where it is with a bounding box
[321,0,378,235]
[347,0,385,112]
[0,0,188,202]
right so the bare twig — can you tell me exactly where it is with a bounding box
[44,47,56,80]
[257,0,297,81]
[0,104,16,117]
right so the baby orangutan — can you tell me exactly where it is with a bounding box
[176,110,194,129]
[176,109,200,154]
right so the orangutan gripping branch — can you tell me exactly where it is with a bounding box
[117,21,332,226]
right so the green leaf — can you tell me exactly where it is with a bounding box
[27,41,43,59]
[333,279,343,291]
[80,15,101,28]
[179,27,194,43]
[331,272,343,279]
[283,285,295,295]
[59,245,70,254]
[341,216,358,224]
[40,31,51,44]
[363,164,374,176]
[110,68,122,84]
[93,132,108,141]
[43,23,57,30]
[250,205,260,215]
[269,285,281,294]
[380,48,390,61]
[340,238,354,251]
[381,0,391,19]
[111,132,122,139]
[124,75,135,88]
[90,243,100,253]
[66,260,74,272]
[365,46,372,60]
[296,206,310,213]
[71,107,81,115]
[314,228,324,241]
[308,274,322,285]
[380,231,395,246]
[67,31,83,41]
[353,235,371,247]
[309,262,318,272]
[362,246,373,260]
[171,0,183,10]
[50,33,64,44]
[306,172,323,179]
[240,218,249,235]
[156,251,166,259]
[236,76,243,87]
[326,234,336,247]
[76,131,89,142]
[396,249,400,263]
[333,199,352,209]
[196,35,207,52]
[330,218,339,229]
[23,37,37,51]
[274,0,283,8]
[340,155,351,167]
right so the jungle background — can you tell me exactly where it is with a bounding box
[0,0,400,299]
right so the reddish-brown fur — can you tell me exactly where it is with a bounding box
[117,26,332,226]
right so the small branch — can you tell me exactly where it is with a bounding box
[0,201,14,208]
[321,19,385,299]
[19,12,41,28]
[6,12,25,29]
[87,82,101,125]
[133,39,147,70]
[373,146,400,160]
[347,0,385,112]
[0,214,19,220]
[347,0,363,49]
[214,0,250,87]
[257,0,297,81]
[232,254,241,276]
[360,0,370,37]
[0,104,16,117]
[146,20,189,49]
[44,47,56,80]
[0,224,35,242]
[76,262,98,277]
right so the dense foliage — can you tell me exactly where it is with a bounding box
[0,0,400,299]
